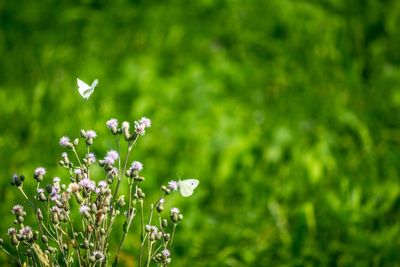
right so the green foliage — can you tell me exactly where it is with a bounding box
[1,0,400,266]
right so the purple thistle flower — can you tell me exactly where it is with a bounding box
[85,130,97,138]
[11,205,24,215]
[50,206,61,213]
[139,117,151,128]
[134,122,146,136]
[79,178,96,191]
[161,248,171,258]
[104,150,119,165]
[59,136,71,147]
[130,161,143,172]
[98,180,107,188]
[168,181,178,191]
[7,228,16,236]
[50,186,60,201]
[121,121,130,130]
[34,167,46,177]
[19,226,32,237]
[37,188,44,193]
[79,205,90,214]
[86,153,96,163]
[53,177,61,183]
[51,194,60,201]
[106,118,118,129]
[170,207,180,214]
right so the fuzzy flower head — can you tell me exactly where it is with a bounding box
[34,167,46,177]
[106,118,118,129]
[161,248,171,258]
[170,207,180,214]
[19,226,33,238]
[53,177,61,184]
[79,178,96,191]
[104,150,119,165]
[85,130,97,138]
[79,205,90,215]
[106,119,119,134]
[37,188,45,194]
[74,168,82,175]
[7,228,16,236]
[98,180,107,188]
[50,186,61,201]
[81,129,97,145]
[67,183,80,193]
[50,206,61,214]
[121,121,130,130]
[11,205,24,216]
[139,117,151,128]
[59,136,73,148]
[34,167,46,182]
[95,180,108,194]
[131,161,143,172]
[168,180,178,191]
[86,153,96,165]
[92,251,105,262]
[134,122,146,136]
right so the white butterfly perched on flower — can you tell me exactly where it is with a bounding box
[77,78,98,99]
[178,179,199,197]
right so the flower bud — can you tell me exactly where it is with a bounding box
[137,188,145,199]
[162,219,168,228]
[156,232,163,240]
[163,233,171,241]
[42,235,48,244]
[73,138,79,146]
[134,176,145,182]
[145,225,151,233]
[156,203,164,213]
[91,204,98,213]
[117,195,126,208]
[52,213,59,224]
[37,208,43,221]
[33,231,39,241]
[11,235,19,246]
[17,216,24,224]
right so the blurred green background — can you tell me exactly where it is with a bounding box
[1,0,400,266]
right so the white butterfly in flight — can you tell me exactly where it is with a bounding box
[77,78,98,99]
[178,179,199,197]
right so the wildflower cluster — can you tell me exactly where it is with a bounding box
[0,117,198,267]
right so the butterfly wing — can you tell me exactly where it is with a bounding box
[77,78,91,99]
[77,78,98,99]
[91,79,99,88]
[178,179,199,197]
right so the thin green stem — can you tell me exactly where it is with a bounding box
[113,181,136,265]
[146,241,154,267]
[72,147,83,168]
[169,224,177,250]
[0,246,18,262]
